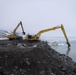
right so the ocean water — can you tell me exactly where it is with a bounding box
[41,37,76,62]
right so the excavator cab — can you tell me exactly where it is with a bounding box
[26,24,70,47]
[27,35,32,39]
[7,21,25,40]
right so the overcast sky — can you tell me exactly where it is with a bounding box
[0,0,76,38]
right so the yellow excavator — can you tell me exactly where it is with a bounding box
[26,24,70,47]
[7,21,25,40]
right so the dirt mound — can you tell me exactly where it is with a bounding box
[0,40,76,75]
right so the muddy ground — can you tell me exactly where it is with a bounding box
[0,40,76,75]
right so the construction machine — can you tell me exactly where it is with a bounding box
[26,24,70,47]
[7,21,25,40]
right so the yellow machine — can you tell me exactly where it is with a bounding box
[26,24,70,47]
[7,21,25,40]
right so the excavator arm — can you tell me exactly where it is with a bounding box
[13,21,25,35]
[7,21,25,40]
[60,24,70,47]
[26,24,70,47]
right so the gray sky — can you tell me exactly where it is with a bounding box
[0,0,76,37]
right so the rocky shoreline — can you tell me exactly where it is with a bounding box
[0,40,76,75]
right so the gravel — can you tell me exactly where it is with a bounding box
[0,40,76,75]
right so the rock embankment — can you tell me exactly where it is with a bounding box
[0,40,76,75]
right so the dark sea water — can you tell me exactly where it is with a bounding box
[51,41,76,62]
[41,37,76,62]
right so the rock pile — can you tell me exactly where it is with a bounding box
[0,40,76,75]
